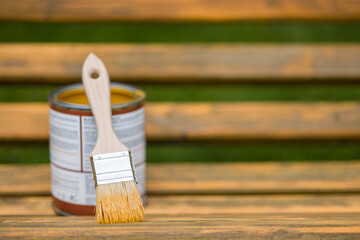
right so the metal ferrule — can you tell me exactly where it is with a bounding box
[90,151,138,187]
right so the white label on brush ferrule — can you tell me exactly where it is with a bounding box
[91,151,135,186]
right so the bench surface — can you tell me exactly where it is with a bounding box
[1,44,360,83]
[2,102,360,142]
[1,1,360,238]
[0,162,359,239]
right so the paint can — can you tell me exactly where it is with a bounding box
[48,83,146,215]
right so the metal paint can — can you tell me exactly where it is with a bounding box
[48,83,146,215]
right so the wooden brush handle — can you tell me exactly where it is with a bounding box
[82,53,128,154]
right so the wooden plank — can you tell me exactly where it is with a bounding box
[0,164,50,196]
[0,0,360,22]
[1,102,360,142]
[0,214,359,239]
[1,195,360,216]
[0,197,53,215]
[1,162,359,196]
[1,44,360,83]
[147,162,360,195]
[0,103,48,142]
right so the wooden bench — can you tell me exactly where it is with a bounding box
[1,162,360,238]
[0,0,360,239]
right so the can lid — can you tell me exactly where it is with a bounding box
[48,82,145,110]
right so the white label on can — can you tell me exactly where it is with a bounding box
[49,109,81,171]
[51,164,96,205]
[50,106,146,206]
[135,162,146,196]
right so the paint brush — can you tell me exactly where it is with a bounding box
[82,53,144,224]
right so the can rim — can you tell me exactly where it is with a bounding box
[48,82,146,110]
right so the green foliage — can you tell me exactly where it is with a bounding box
[2,84,360,102]
[1,22,360,43]
[1,143,360,164]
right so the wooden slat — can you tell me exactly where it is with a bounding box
[1,195,360,216]
[1,102,360,142]
[1,44,360,83]
[148,162,360,195]
[0,215,359,239]
[0,0,360,22]
[0,165,50,196]
[0,197,53,215]
[1,163,359,238]
[1,162,359,196]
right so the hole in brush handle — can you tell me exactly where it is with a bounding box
[90,69,100,79]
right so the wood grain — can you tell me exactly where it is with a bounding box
[147,162,360,195]
[0,0,360,22]
[1,44,360,83]
[1,162,359,196]
[1,162,359,238]
[82,53,130,157]
[0,164,50,196]
[2,195,360,216]
[0,103,48,142]
[0,215,359,239]
[1,102,360,142]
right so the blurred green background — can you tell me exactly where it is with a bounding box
[1,22,360,163]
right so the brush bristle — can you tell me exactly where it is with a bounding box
[95,181,144,224]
